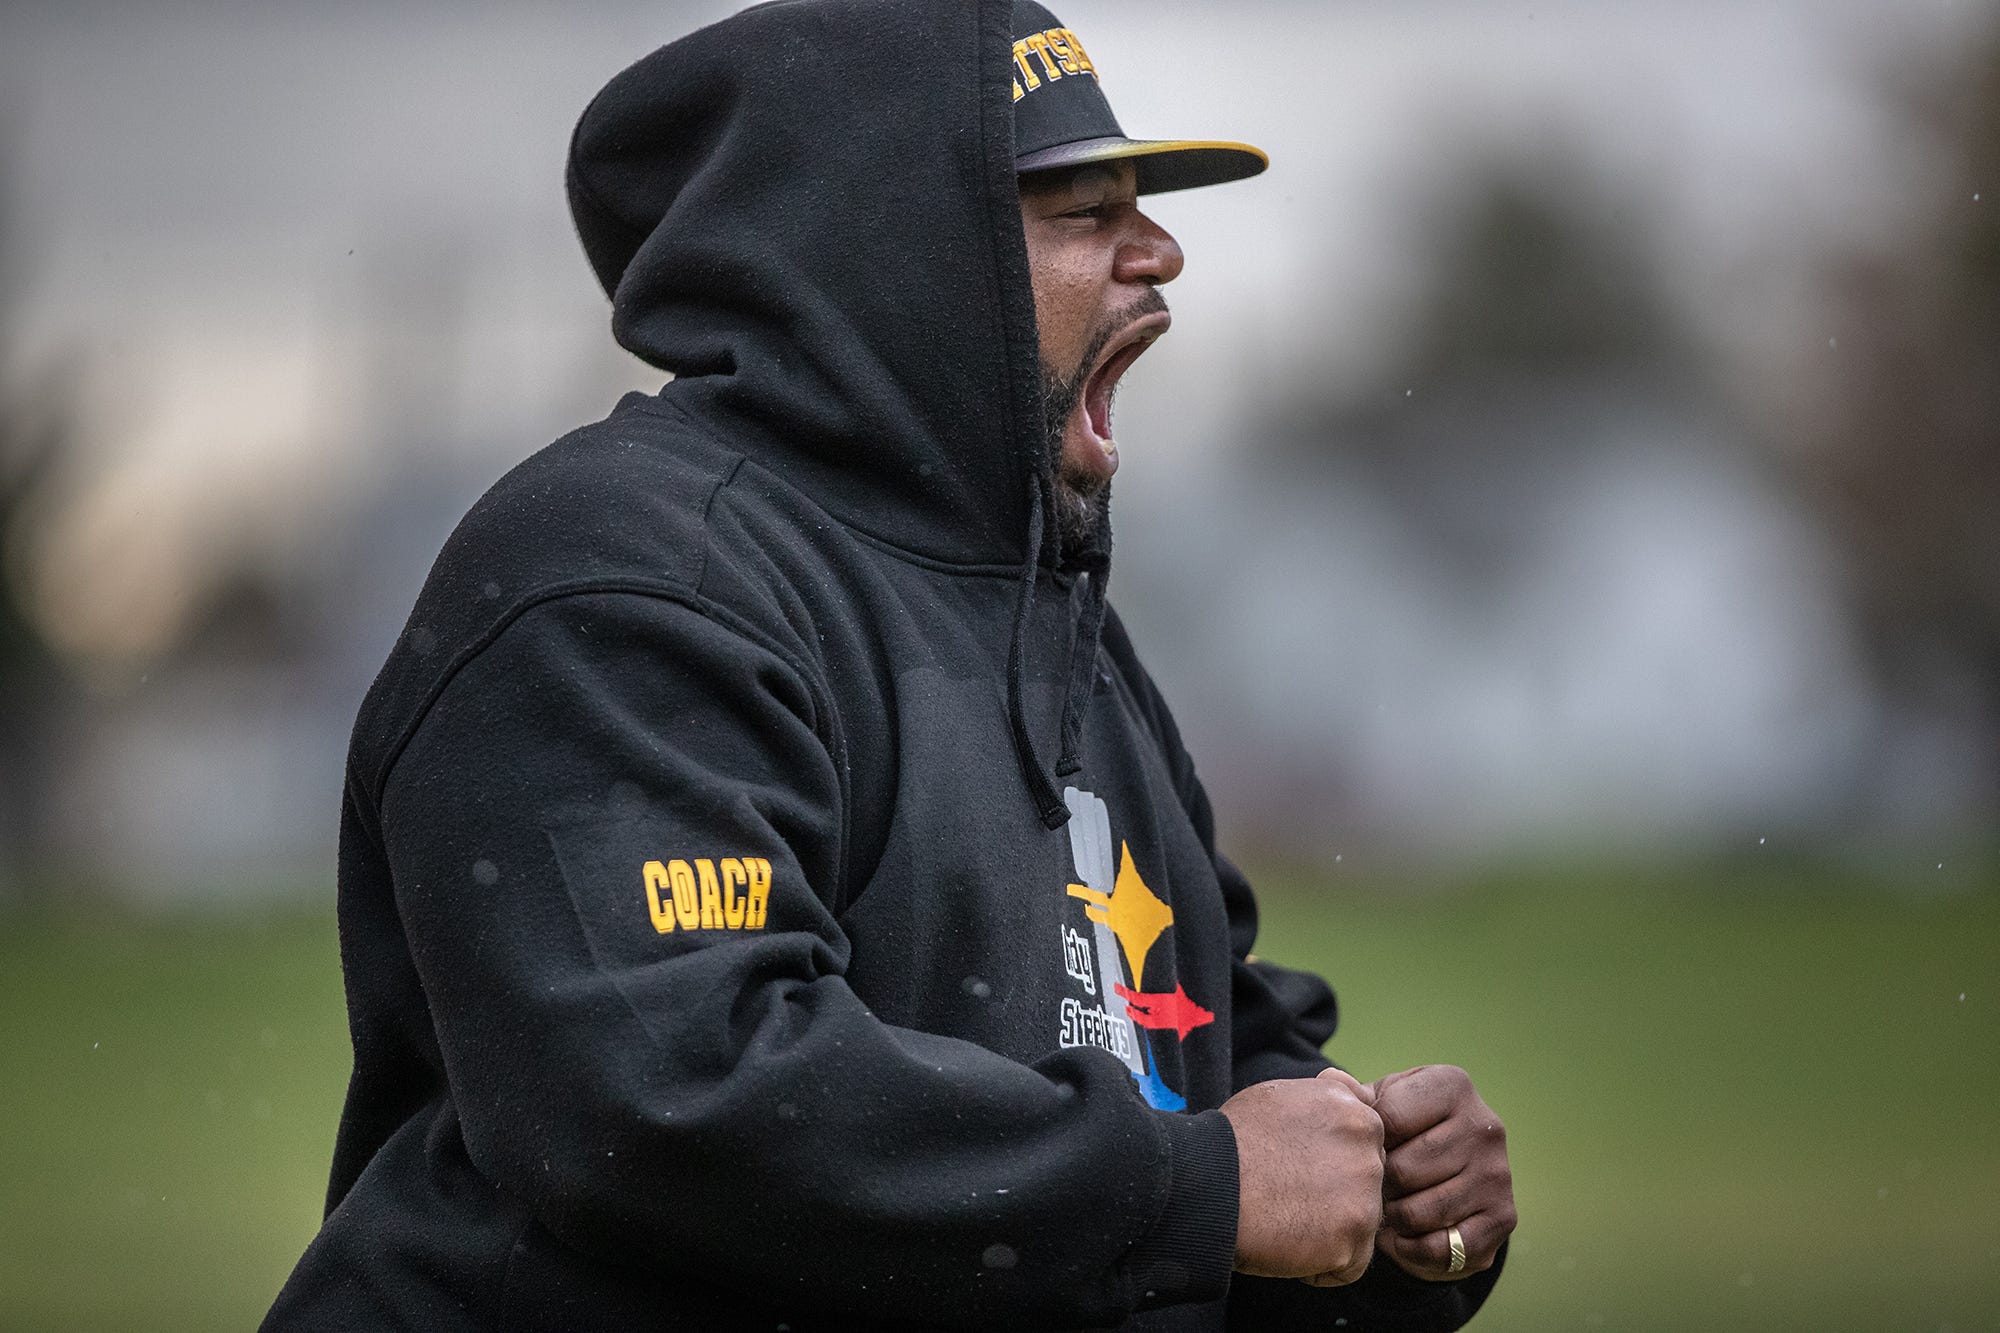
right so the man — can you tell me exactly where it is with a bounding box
[267,2,1514,1329]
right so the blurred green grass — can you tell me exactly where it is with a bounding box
[1,862,1996,1330]
[1256,858,2000,1332]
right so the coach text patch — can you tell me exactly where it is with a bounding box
[642,857,773,933]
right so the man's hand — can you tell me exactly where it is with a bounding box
[1366,1065,1515,1281]
[1218,1068,1385,1286]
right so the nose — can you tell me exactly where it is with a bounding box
[1117,209,1185,287]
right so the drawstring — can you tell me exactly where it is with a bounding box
[1055,497,1111,777]
[1005,474,1111,829]
[1006,469,1069,828]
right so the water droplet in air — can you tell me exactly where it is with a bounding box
[962,976,993,1000]
[472,860,500,886]
[981,1243,1018,1269]
[482,581,502,600]
[1758,836,1766,845]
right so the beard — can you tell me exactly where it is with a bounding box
[1040,356,1108,558]
[1040,287,1168,557]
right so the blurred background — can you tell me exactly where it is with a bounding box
[1,0,1995,1327]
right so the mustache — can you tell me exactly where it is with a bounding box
[1059,286,1171,388]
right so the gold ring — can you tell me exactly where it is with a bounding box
[1446,1225,1467,1275]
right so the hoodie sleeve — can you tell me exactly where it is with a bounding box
[371,588,1235,1329]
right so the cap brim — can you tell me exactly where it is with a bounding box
[1015,136,1268,195]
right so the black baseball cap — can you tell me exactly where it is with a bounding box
[1010,1,1267,194]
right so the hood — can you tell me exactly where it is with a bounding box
[566,0,1047,566]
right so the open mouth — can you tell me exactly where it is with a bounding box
[1073,309,1171,475]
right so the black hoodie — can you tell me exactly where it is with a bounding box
[266,2,1500,1328]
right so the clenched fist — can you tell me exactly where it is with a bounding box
[1366,1065,1515,1281]
[1218,1068,1386,1286]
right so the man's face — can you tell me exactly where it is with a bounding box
[1018,161,1184,548]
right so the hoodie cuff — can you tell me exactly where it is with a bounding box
[1124,1108,1240,1311]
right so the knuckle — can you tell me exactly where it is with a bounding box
[1345,1196,1382,1238]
